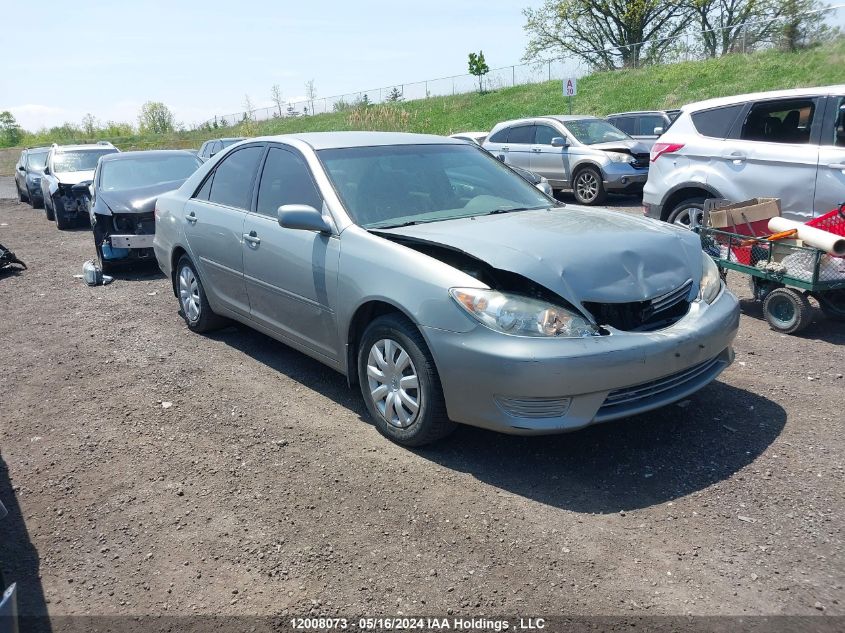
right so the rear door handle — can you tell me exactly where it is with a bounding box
[501,146,509,152]
[531,147,542,153]
[728,151,747,165]
[243,230,261,246]
[828,163,845,170]
[186,211,197,224]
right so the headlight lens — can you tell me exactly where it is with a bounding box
[606,151,633,163]
[699,253,722,304]
[450,288,598,337]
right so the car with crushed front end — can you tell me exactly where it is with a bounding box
[483,116,650,205]
[14,146,50,208]
[153,132,739,447]
[88,150,201,271]
[40,142,120,229]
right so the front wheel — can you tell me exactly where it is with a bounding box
[762,287,813,334]
[667,197,706,229]
[357,314,455,447]
[16,181,27,202]
[572,167,606,205]
[53,196,73,230]
[44,193,55,220]
[176,255,227,333]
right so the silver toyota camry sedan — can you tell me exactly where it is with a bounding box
[153,132,740,447]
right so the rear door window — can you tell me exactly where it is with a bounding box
[508,125,535,145]
[611,117,635,135]
[207,146,264,209]
[739,98,818,144]
[488,128,509,143]
[691,104,745,138]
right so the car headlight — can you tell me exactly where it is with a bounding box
[606,151,633,164]
[699,253,722,304]
[450,288,598,337]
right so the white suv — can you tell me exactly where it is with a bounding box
[643,85,845,227]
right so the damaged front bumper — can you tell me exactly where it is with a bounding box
[603,162,648,193]
[423,288,740,434]
[95,213,157,263]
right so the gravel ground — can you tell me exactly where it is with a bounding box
[0,176,18,200]
[0,191,843,622]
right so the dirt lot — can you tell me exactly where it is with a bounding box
[1,185,843,622]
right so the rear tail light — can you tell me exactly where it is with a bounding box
[650,142,685,162]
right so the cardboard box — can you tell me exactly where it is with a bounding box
[706,198,782,235]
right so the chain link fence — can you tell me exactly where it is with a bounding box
[202,4,844,128]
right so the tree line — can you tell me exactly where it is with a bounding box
[522,0,838,70]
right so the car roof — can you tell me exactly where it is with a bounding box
[25,146,51,153]
[684,84,845,112]
[98,150,197,162]
[605,110,670,117]
[492,115,597,128]
[52,144,117,152]
[250,131,465,150]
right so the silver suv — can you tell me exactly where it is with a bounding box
[643,85,845,226]
[482,116,649,205]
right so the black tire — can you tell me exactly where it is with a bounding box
[817,290,845,322]
[95,242,113,274]
[175,255,227,333]
[762,288,813,334]
[16,181,27,203]
[572,166,607,205]
[53,196,73,230]
[357,314,456,447]
[666,197,706,229]
[29,189,43,209]
[44,194,55,220]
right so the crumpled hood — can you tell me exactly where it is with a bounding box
[588,139,649,154]
[377,207,703,306]
[98,179,186,214]
[55,170,94,185]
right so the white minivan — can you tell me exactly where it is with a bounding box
[643,85,845,226]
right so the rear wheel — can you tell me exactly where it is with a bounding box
[572,167,606,205]
[817,290,845,322]
[667,197,706,229]
[357,314,456,447]
[176,255,227,333]
[762,287,813,334]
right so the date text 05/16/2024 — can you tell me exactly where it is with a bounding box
[290,617,547,631]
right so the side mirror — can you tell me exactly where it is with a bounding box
[43,166,50,175]
[17,165,25,172]
[496,154,505,162]
[653,126,664,135]
[550,137,569,148]
[277,204,332,233]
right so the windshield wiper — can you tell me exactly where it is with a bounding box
[486,205,546,215]
[371,220,422,229]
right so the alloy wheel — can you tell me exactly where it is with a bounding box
[366,338,421,428]
[575,171,599,202]
[178,265,201,323]
[672,206,704,229]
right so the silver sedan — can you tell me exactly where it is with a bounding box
[153,132,739,447]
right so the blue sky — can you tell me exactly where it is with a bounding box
[1,0,544,131]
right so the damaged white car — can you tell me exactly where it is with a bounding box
[40,142,119,230]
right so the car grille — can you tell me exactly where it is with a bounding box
[631,153,649,169]
[584,279,693,332]
[595,355,726,420]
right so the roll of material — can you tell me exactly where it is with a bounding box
[767,217,845,256]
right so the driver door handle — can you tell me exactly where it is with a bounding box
[243,230,261,246]
[501,146,509,152]
[531,147,542,153]
[186,211,198,224]
[728,151,746,164]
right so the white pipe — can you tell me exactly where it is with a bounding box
[767,217,845,257]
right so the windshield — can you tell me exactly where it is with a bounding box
[52,149,117,173]
[99,155,200,191]
[26,150,49,170]
[563,119,630,145]
[318,143,552,229]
